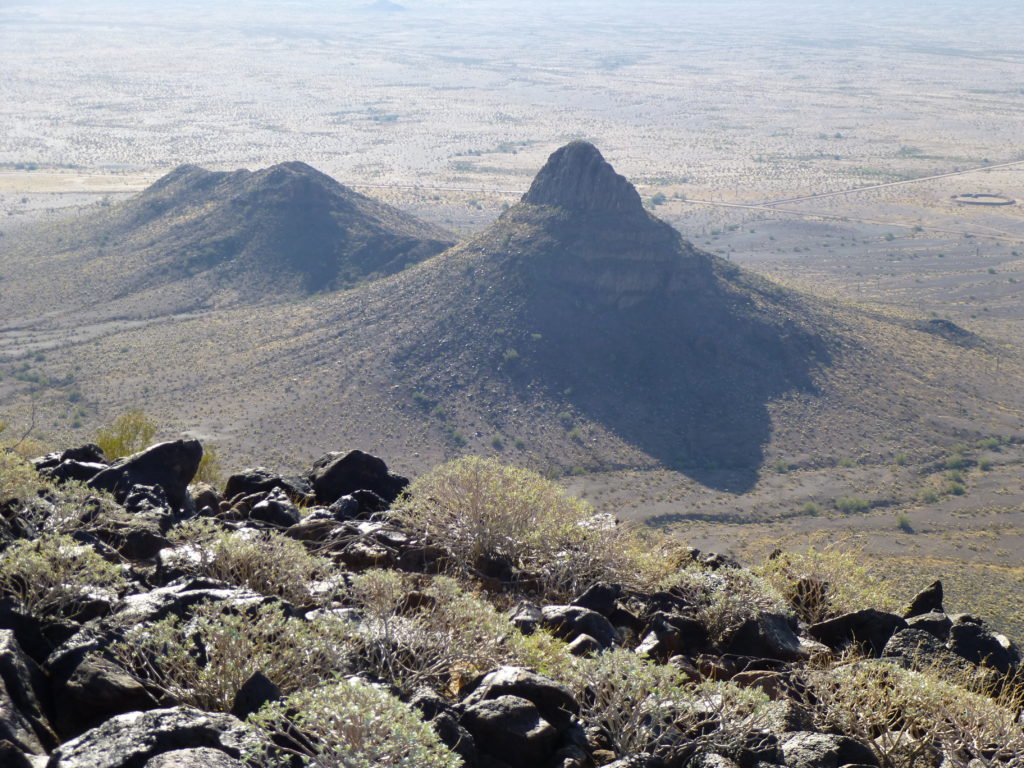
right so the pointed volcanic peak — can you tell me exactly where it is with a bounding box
[1,160,455,321]
[522,140,646,220]
[377,142,833,490]
[476,141,711,307]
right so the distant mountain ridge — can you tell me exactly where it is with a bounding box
[0,161,454,322]
[3,143,1022,494]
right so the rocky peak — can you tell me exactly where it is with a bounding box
[522,141,645,218]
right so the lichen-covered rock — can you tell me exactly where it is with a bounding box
[46,706,263,768]
[780,731,879,768]
[462,666,579,730]
[460,695,559,768]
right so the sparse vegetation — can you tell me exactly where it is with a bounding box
[392,456,668,598]
[250,678,461,768]
[107,602,350,712]
[756,541,899,624]
[94,408,157,460]
[0,532,126,619]
[168,520,334,607]
[835,495,870,513]
[338,569,570,692]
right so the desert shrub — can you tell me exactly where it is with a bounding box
[168,519,335,607]
[249,678,461,768]
[341,569,570,694]
[107,601,350,712]
[835,495,870,513]
[567,649,777,762]
[0,533,125,619]
[392,456,665,599]
[193,442,223,486]
[660,564,789,641]
[804,658,1024,767]
[95,408,157,460]
[755,540,899,624]
[0,450,44,505]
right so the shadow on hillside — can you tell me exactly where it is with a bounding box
[522,288,829,494]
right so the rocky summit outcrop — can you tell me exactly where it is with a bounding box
[522,141,649,220]
[1,440,1022,767]
[484,141,712,307]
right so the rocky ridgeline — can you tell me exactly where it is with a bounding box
[1,440,1022,768]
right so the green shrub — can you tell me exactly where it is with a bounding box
[249,678,461,768]
[95,409,157,459]
[917,488,939,504]
[804,659,1024,766]
[0,451,44,505]
[0,533,125,619]
[660,564,788,641]
[168,520,335,608]
[392,456,659,599]
[755,541,899,624]
[945,481,966,496]
[895,513,913,533]
[107,602,350,712]
[800,501,821,516]
[340,570,570,693]
[193,443,223,486]
[567,649,777,762]
[835,496,870,513]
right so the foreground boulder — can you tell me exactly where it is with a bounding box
[46,706,263,768]
[89,441,203,511]
[460,695,559,768]
[780,731,879,768]
[461,667,579,730]
[306,449,409,505]
[142,748,246,768]
[0,630,57,754]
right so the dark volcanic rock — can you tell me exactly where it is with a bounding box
[41,460,107,484]
[523,141,646,220]
[0,742,37,768]
[33,444,107,471]
[635,612,709,661]
[229,671,280,720]
[52,656,159,739]
[247,488,300,527]
[115,582,283,625]
[306,449,409,505]
[571,582,622,616]
[809,609,907,656]
[903,580,943,618]
[780,731,879,768]
[540,605,617,648]
[89,441,202,511]
[947,618,1021,673]
[462,666,579,730]
[223,468,311,503]
[46,706,262,768]
[460,695,559,768]
[0,630,56,754]
[906,611,952,640]
[725,613,805,661]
